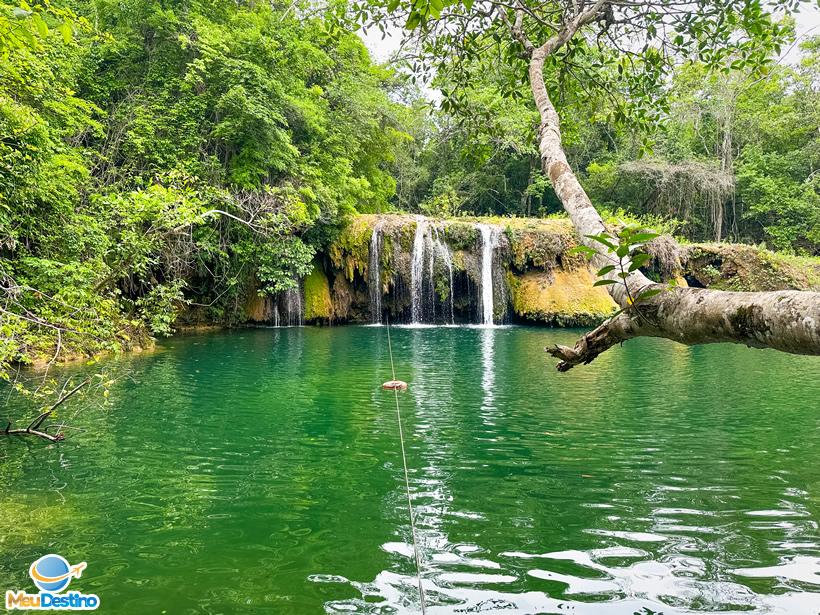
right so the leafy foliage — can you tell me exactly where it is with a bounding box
[357,3,818,255]
[0,0,415,376]
[572,224,672,313]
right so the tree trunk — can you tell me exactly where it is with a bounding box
[527,26,820,370]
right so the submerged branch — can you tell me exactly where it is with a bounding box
[2,379,89,443]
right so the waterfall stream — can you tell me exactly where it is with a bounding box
[432,226,455,324]
[372,216,505,325]
[410,216,427,323]
[369,222,383,324]
[477,224,499,326]
[409,216,456,325]
[283,287,303,327]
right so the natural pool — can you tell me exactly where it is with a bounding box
[1,326,819,614]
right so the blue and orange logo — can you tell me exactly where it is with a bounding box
[29,555,87,593]
[5,554,99,611]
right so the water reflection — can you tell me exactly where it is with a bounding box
[313,329,820,614]
[480,327,496,426]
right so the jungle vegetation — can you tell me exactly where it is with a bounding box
[1,0,819,380]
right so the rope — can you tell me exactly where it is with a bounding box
[385,317,427,614]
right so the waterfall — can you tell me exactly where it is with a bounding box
[283,286,303,326]
[409,216,456,325]
[410,216,427,323]
[477,224,499,326]
[369,221,383,324]
[432,226,455,324]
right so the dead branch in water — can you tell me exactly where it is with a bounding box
[2,379,89,442]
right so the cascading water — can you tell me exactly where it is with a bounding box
[409,217,457,325]
[282,286,303,327]
[410,216,428,323]
[432,226,455,324]
[369,221,383,324]
[477,224,500,326]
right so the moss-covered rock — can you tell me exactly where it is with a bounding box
[504,219,577,271]
[318,214,820,328]
[681,244,820,291]
[328,215,373,282]
[444,221,479,250]
[509,269,617,327]
[304,264,333,322]
[245,290,275,323]
[331,274,356,322]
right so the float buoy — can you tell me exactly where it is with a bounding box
[382,380,408,391]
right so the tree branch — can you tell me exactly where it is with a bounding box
[519,2,820,369]
[3,379,89,442]
[546,312,637,371]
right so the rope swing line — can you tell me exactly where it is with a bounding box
[384,316,428,615]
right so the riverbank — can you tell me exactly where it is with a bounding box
[13,213,820,370]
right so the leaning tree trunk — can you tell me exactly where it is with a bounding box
[527,27,820,371]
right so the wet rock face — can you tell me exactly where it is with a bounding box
[244,281,304,327]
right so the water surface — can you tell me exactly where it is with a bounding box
[1,327,819,613]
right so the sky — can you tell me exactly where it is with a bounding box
[361,3,820,64]
[360,22,403,63]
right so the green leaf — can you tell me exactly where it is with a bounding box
[59,21,73,44]
[32,13,48,37]
[568,245,595,257]
[593,279,617,286]
[387,0,400,11]
[616,245,630,259]
[463,0,474,10]
[628,253,652,272]
[596,265,615,276]
[636,288,663,301]
[585,234,616,251]
[630,232,660,243]
[408,12,423,29]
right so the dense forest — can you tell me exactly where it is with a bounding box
[1,0,818,378]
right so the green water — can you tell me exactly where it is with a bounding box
[1,326,819,614]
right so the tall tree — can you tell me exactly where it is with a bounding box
[351,0,820,369]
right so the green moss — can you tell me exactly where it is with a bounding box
[328,216,373,282]
[303,264,333,322]
[508,226,576,270]
[683,243,820,292]
[379,233,394,287]
[471,217,577,271]
[443,221,478,250]
[398,221,416,252]
[451,250,467,272]
[509,269,617,327]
